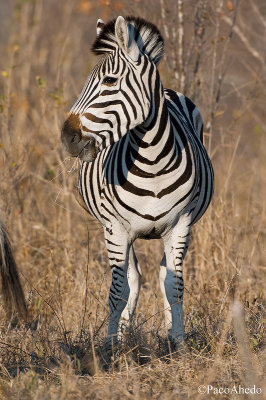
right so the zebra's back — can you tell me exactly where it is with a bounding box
[165,89,214,224]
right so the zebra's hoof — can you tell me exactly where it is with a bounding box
[164,335,186,357]
[102,337,120,367]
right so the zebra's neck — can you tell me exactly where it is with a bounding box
[129,76,175,172]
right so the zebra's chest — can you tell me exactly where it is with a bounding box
[79,136,197,239]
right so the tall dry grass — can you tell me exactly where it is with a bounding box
[0,0,265,399]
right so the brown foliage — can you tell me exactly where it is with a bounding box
[0,0,265,398]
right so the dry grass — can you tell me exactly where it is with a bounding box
[0,1,265,399]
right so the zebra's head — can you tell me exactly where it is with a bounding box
[62,16,164,162]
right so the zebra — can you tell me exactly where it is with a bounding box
[61,16,214,348]
[0,217,27,321]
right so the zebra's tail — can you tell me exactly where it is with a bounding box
[0,220,27,321]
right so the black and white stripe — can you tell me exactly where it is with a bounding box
[61,16,214,348]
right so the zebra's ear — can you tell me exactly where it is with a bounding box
[115,16,139,62]
[96,19,104,36]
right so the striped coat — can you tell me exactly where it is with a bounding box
[62,16,214,348]
[78,89,212,238]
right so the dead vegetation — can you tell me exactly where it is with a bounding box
[0,0,265,399]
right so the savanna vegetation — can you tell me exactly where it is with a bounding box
[0,0,265,398]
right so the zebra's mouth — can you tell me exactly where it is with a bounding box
[78,138,99,162]
[61,115,99,162]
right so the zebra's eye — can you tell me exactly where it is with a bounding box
[102,76,117,86]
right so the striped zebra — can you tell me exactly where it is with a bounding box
[0,218,27,320]
[61,16,214,348]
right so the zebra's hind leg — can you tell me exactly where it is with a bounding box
[160,213,191,347]
[104,231,141,351]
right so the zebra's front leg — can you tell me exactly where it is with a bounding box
[119,245,141,336]
[160,213,191,345]
[105,231,141,349]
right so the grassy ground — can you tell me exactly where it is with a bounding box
[0,1,265,399]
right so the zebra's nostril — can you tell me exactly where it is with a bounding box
[61,114,83,156]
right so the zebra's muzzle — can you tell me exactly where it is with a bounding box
[61,114,98,162]
[77,138,98,162]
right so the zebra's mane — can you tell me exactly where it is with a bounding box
[92,16,164,65]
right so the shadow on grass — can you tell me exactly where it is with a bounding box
[0,299,264,380]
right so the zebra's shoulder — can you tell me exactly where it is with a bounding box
[164,89,203,142]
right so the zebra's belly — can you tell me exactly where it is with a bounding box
[78,146,212,239]
[99,182,196,240]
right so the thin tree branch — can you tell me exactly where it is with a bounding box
[223,14,265,65]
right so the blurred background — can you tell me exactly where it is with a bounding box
[0,0,265,398]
